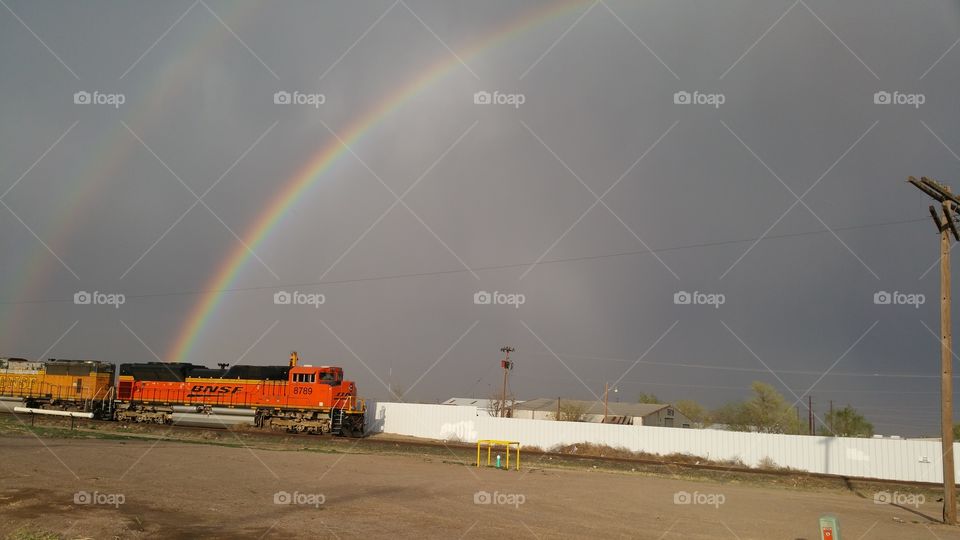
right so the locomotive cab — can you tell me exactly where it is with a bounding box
[289,366,342,393]
[288,365,358,409]
[289,366,340,385]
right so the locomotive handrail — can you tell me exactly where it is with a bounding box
[331,395,364,413]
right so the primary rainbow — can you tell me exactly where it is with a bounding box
[168,0,589,362]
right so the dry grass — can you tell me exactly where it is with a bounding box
[5,528,60,540]
[550,442,754,469]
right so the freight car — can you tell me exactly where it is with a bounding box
[0,358,115,418]
[0,352,365,436]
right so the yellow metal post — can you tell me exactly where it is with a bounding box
[476,440,521,470]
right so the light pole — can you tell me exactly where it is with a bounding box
[603,383,618,423]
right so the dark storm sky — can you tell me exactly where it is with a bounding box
[2,0,960,436]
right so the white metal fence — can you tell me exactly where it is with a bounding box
[367,401,960,484]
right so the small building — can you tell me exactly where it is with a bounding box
[441,397,507,417]
[512,398,694,428]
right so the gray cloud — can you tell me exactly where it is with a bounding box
[2,0,960,436]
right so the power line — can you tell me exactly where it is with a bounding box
[509,373,942,395]
[533,352,951,380]
[0,216,927,307]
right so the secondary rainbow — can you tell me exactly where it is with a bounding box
[1,4,257,349]
[168,0,589,362]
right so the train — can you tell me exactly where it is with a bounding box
[0,352,365,437]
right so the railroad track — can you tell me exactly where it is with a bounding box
[1,410,945,490]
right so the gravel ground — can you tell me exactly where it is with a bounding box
[2,435,960,539]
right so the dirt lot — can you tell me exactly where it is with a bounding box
[2,426,960,539]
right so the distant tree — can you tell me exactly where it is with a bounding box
[550,401,587,422]
[389,383,408,402]
[954,424,960,441]
[743,381,803,434]
[674,399,709,427]
[713,382,803,434]
[486,392,515,418]
[638,393,661,404]
[819,405,874,438]
[712,401,750,431]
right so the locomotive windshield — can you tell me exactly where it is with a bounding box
[318,370,341,383]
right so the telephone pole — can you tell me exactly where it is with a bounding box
[829,400,834,433]
[908,176,958,524]
[499,346,515,418]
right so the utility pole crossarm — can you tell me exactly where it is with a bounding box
[910,177,947,202]
[931,205,946,232]
[946,203,960,242]
[922,177,960,207]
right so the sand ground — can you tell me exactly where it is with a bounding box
[2,434,960,539]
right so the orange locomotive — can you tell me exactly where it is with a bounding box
[114,352,365,436]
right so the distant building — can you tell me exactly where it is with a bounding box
[512,398,694,428]
[441,397,515,417]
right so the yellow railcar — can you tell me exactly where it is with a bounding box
[0,358,115,417]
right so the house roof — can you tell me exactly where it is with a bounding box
[442,397,499,408]
[514,398,672,417]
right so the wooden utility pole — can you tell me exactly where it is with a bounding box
[908,176,958,524]
[941,199,957,524]
[499,347,514,418]
[604,382,609,423]
[829,400,834,434]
